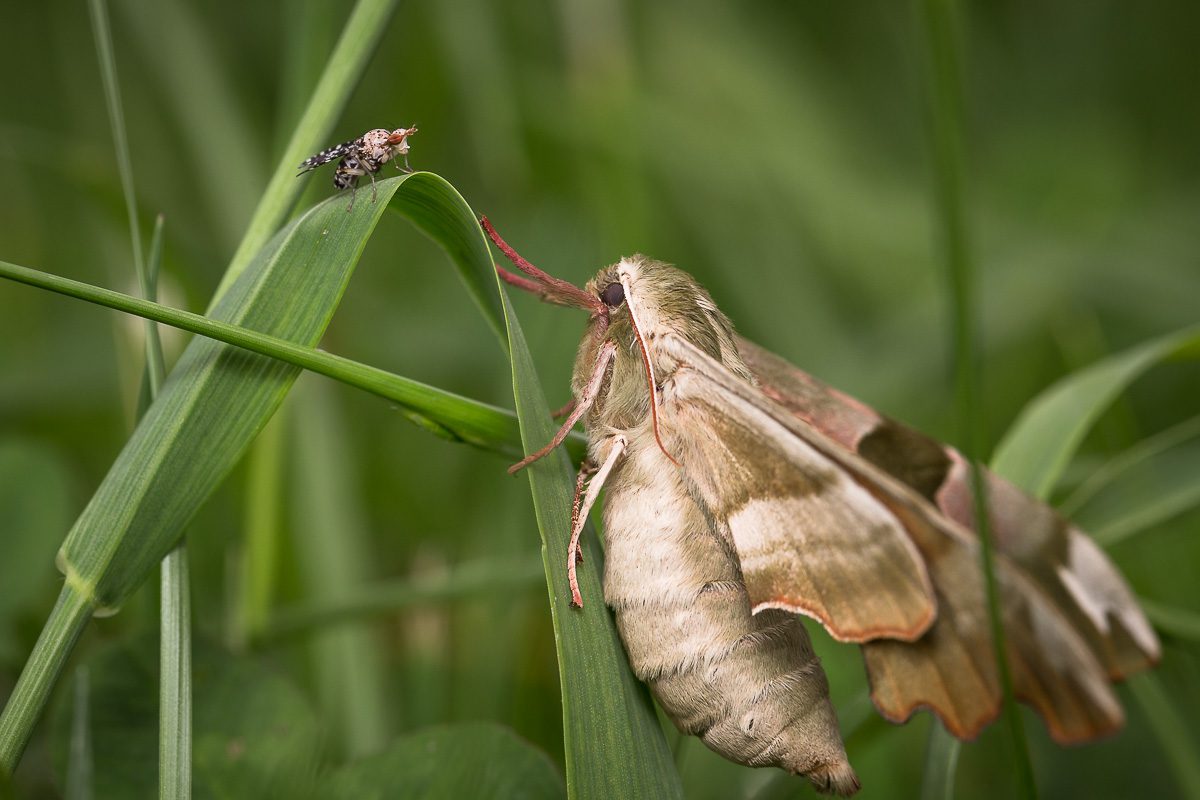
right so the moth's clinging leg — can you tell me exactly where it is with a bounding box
[568,435,626,608]
[569,460,598,563]
[507,339,617,475]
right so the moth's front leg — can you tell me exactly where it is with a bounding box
[507,339,617,475]
[567,434,626,608]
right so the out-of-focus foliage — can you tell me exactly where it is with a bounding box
[1,1,1197,798]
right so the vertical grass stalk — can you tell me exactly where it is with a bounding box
[141,221,192,800]
[65,667,93,800]
[918,0,1036,795]
[159,547,192,800]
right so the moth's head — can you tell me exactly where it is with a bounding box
[585,256,746,372]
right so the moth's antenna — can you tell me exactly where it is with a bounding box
[622,275,680,468]
[480,216,607,316]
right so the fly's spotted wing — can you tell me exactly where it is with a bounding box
[297,138,359,174]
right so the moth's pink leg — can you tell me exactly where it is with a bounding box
[508,340,617,475]
[569,460,598,564]
[568,435,627,608]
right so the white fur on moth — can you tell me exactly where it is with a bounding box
[483,219,1160,796]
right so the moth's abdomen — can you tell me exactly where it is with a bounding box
[602,448,859,796]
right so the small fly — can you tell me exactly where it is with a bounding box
[297,126,418,210]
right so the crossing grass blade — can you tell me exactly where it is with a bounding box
[0,258,589,462]
[992,325,1200,499]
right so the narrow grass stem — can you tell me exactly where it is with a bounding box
[918,0,1035,795]
[0,258,545,460]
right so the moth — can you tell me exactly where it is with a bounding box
[297,126,418,209]
[481,217,1161,796]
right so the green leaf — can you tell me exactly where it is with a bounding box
[991,325,1200,498]
[317,723,565,800]
[497,288,684,798]
[258,555,545,644]
[1138,597,1200,642]
[51,636,321,800]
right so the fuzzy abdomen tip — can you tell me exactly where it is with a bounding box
[805,761,861,796]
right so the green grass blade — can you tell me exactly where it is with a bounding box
[257,556,545,644]
[65,668,92,800]
[0,254,584,461]
[86,0,144,285]
[1139,598,1200,642]
[497,288,684,799]
[1091,477,1200,547]
[139,222,191,800]
[1127,673,1200,799]
[919,724,961,800]
[1059,413,1200,517]
[158,548,191,800]
[0,591,92,774]
[290,378,389,758]
[992,325,1200,499]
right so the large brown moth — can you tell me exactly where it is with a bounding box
[480,218,1161,796]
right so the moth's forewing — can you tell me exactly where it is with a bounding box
[738,336,1160,681]
[662,334,1130,743]
[661,350,938,644]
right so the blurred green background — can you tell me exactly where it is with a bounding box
[1,0,1197,797]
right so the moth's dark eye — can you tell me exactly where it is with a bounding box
[600,282,625,308]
